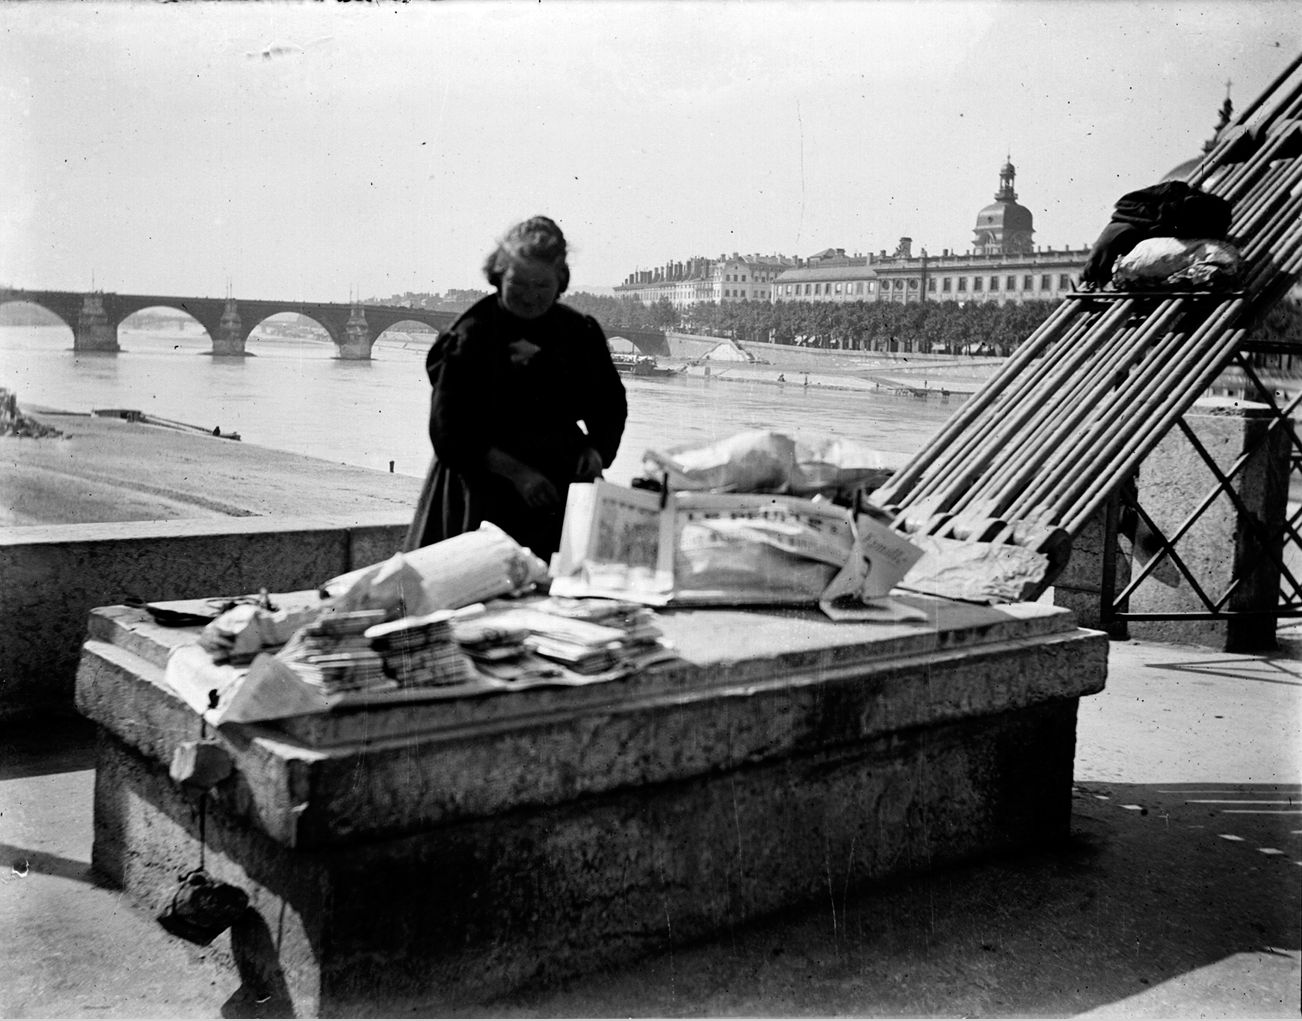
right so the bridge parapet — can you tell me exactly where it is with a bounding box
[0,288,458,359]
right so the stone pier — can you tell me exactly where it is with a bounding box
[75,292,119,352]
[337,304,373,360]
[210,296,246,356]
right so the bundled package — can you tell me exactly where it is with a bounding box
[1111,237,1242,290]
[320,522,548,619]
[640,429,905,504]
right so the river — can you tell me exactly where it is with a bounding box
[0,325,958,485]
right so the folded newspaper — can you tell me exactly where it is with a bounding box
[550,481,925,621]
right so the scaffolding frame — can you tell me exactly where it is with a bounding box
[872,53,1302,611]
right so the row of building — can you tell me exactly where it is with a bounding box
[614,162,1092,308]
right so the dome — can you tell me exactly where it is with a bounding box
[972,159,1036,254]
[975,200,1034,234]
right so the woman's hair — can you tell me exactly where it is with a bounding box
[483,215,571,292]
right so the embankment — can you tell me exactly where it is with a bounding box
[1,404,424,722]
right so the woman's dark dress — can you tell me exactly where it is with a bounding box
[405,294,627,561]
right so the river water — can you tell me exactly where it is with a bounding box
[0,325,957,485]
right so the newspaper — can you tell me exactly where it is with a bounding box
[551,481,924,619]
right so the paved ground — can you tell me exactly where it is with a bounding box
[1,639,1297,1019]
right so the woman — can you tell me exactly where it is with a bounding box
[405,216,627,562]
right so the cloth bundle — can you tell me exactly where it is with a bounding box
[1110,236,1242,290]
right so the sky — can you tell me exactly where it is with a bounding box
[1,0,1299,301]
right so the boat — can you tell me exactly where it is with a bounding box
[609,352,679,377]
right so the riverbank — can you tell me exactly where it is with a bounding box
[659,334,1006,396]
[0,404,422,527]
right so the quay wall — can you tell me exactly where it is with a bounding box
[0,513,409,723]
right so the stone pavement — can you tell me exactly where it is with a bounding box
[1,637,1297,1018]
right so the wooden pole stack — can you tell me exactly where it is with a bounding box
[874,54,1302,576]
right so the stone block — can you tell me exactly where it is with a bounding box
[78,593,1106,1015]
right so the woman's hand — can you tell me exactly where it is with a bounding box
[513,466,561,511]
[485,447,560,511]
[574,446,605,483]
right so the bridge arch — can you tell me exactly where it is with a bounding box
[371,318,439,349]
[0,293,80,338]
[0,299,75,345]
[605,327,670,357]
[119,306,213,350]
[244,311,338,350]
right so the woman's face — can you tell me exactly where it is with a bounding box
[499,258,561,320]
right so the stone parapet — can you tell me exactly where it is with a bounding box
[0,513,408,723]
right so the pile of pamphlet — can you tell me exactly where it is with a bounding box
[536,597,664,645]
[491,600,671,676]
[277,609,392,695]
[364,610,478,688]
[450,617,532,668]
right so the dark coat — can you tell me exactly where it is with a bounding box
[1080,181,1233,287]
[405,294,627,561]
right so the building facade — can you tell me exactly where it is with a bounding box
[616,162,1092,308]
[617,253,795,307]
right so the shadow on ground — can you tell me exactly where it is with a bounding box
[3,718,1297,1018]
[461,784,1300,1018]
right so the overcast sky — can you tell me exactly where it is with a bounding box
[2,1,1298,301]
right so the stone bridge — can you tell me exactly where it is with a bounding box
[0,287,670,360]
[0,288,459,360]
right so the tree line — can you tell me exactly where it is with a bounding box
[369,289,1302,358]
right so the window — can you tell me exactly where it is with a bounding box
[973,277,983,291]
[1059,274,1072,290]
[957,278,967,292]
[942,277,952,292]
[927,278,936,291]
[989,277,999,291]
[1041,275,1051,290]
[805,284,812,295]
[1007,276,1017,291]
[1023,275,1033,290]
[814,283,822,295]
[835,283,842,294]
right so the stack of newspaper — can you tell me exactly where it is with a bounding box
[364,610,478,688]
[278,609,392,695]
